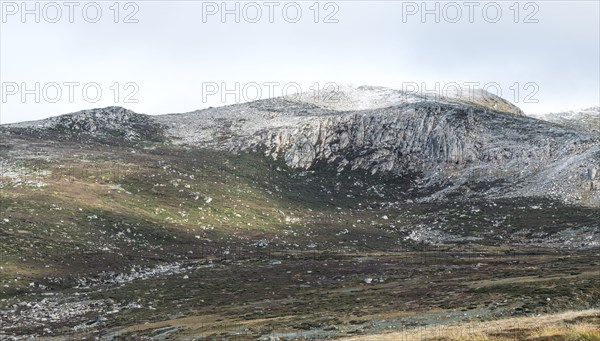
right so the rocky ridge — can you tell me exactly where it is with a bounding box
[530,106,600,133]
[4,106,166,143]
[3,86,599,206]
[154,86,599,206]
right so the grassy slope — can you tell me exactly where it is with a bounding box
[341,309,600,340]
[1,136,599,294]
[0,134,599,339]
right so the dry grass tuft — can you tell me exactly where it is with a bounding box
[341,310,600,341]
[529,323,600,341]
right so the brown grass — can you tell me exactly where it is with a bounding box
[341,309,600,341]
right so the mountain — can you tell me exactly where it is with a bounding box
[4,86,599,207]
[529,106,600,133]
[1,85,600,340]
[4,106,166,143]
[155,86,599,207]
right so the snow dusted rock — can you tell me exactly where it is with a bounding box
[153,86,599,207]
[253,100,599,206]
[290,85,524,115]
[530,106,600,133]
[154,85,523,151]
[4,106,166,143]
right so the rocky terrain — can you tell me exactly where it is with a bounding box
[5,106,166,144]
[163,87,598,207]
[0,85,599,339]
[530,106,600,133]
[8,86,596,206]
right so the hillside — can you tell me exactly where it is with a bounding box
[530,106,600,133]
[0,86,599,339]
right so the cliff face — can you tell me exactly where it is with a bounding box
[260,103,596,170]
[256,103,599,205]
[263,104,480,171]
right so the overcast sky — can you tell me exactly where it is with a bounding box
[1,0,598,123]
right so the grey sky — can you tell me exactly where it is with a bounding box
[1,0,598,124]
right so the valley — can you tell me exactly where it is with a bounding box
[1,87,599,339]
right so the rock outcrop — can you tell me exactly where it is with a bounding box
[5,106,166,143]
